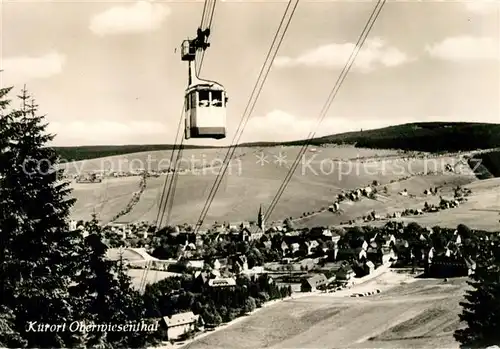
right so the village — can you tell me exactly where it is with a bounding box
[61,154,481,345]
[67,183,484,344]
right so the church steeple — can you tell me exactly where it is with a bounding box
[257,204,265,231]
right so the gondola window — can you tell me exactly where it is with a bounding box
[198,90,210,107]
[211,90,223,107]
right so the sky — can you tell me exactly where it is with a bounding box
[1,0,499,146]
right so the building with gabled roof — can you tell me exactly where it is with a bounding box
[241,225,264,242]
[336,265,355,281]
[301,273,328,292]
[426,254,476,278]
[208,277,237,288]
[163,312,200,341]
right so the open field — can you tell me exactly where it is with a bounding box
[127,269,182,290]
[63,145,500,229]
[181,273,467,349]
[354,178,500,231]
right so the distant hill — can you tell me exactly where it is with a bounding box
[53,122,500,161]
[278,122,500,152]
[53,144,218,162]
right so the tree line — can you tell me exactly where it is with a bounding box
[143,274,292,335]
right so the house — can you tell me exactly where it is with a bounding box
[284,231,301,246]
[69,220,78,231]
[262,240,272,250]
[369,232,386,245]
[426,255,476,278]
[268,223,284,232]
[280,241,289,256]
[300,273,328,292]
[382,247,396,264]
[362,186,372,196]
[217,257,228,267]
[392,239,411,261]
[386,234,396,247]
[308,227,330,239]
[208,277,237,288]
[182,259,204,270]
[163,312,200,341]
[336,265,355,281]
[322,229,334,240]
[229,228,241,240]
[361,240,368,250]
[212,259,221,270]
[335,246,367,262]
[195,236,204,247]
[183,242,197,252]
[305,240,320,255]
[285,231,301,238]
[365,260,375,274]
[297,258,316,271]
[193,270,221,291]
[241,225,264,242]
[194,271,211,287]
[212,225,227,234]
[227,222,239,230]
[242,266,265,276]
[232,255,249,274]
[366,243,383,265]
[392,211,402,218]
[290,243,300,254]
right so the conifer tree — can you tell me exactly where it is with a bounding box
[70,215,160,348]
[0,84,20,347]
[454,241,500,348]
[0,86,83,348]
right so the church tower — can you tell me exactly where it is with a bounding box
[257,204,265,232]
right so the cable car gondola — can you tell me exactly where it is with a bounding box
[180,29,227,140]
[184,80,227,140]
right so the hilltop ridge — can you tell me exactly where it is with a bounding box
[54,122,500,161]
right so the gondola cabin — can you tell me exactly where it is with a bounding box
[184,82,227,140]
[181,39,196,61]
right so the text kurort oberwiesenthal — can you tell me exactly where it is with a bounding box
[26,321,159,333]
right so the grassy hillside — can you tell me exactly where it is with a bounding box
[67,146,480,227]
[185,276,466,349]
[53,122,500,161]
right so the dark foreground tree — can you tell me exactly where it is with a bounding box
[0,86,160,348]
[0,85,25,348]
[454,242,500,348]
[71,216,160,348]
[0,87,84,347]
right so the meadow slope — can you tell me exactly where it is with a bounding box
[181,274,467,349]
[64,145,500,230]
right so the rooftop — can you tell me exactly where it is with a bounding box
[163,312,199,327]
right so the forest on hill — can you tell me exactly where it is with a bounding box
[53,122,500,161]
[469,150,500,180]
[54,144,217,162]
[280,122,500,152]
